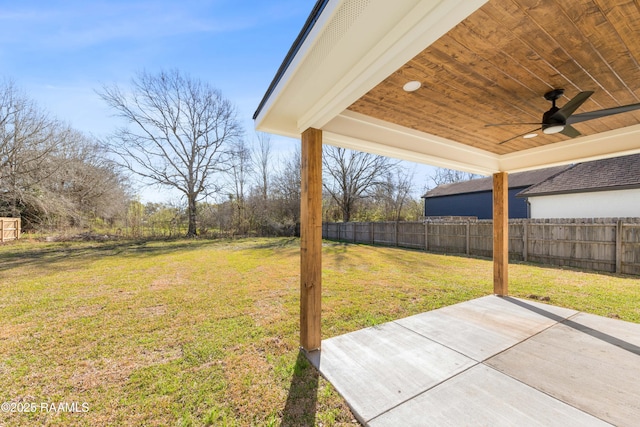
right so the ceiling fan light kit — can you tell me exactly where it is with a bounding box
[542,125,564,134]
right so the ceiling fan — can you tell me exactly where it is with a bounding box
[485,89,640,145]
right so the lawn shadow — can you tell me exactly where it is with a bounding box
[0,238,216,272]
[281,349,319,426]
[323,241,351,268]
[251,237,299,249]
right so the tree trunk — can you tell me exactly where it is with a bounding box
[342,195,350,222]
[187,194,198,237]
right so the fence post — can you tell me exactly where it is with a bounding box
[465,220,470,255]
[424,221,429,251]
[523,220,529,262]
[353,223,357,243]
[370,222,374,245]
[395,222,399,247]
[616,220,623,274]
[0,219,4,243]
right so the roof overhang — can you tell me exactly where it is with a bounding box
[517,185,640,198]
[254,0,640,174]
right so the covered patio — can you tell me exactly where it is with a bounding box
[254,0,640,424]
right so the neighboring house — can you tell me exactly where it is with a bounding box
[423,166,568,219]
[517,153,640,219]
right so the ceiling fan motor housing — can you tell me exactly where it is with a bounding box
[542,106,565,134]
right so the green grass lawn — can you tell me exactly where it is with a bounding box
[0,237,639,426]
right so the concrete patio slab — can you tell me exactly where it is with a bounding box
[308,295,640,426]
[487,310,640,427]
[368,364,612,427]
[395,295,577,361]
[306,321,475,422]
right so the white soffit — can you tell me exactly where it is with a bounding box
[323,111,500,175]
[254,0,488,137]
[325,112,640,175]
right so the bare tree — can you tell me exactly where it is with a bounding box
[54,133,130,227]
[0,80,131,230]
[99,69,242,236]
[380,168,414,221]
[272,148,301,235]
[322,146,398,222]
[430,167,481,187]
[248,132,273,234]
[0,80,74,226]
[252,132,272,203]
[228,138,252,233]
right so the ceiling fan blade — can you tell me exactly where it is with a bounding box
[567,102,640,125]
[485,122,542,127]
[559,125,581,138]
[551,91,594,121]
[498,127,541,145]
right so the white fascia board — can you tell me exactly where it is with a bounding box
[499,124,640,172]
[253,124,300,140]
[297,0,488,133]
[323,110,499,175]
[253,0,342,133]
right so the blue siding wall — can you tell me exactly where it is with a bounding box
[424,188,528,219]
[508,188,528,218]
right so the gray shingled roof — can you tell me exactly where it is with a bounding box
[518,153,640,197]
[423,166,569,198]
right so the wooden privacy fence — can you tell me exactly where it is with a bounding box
[0,217,20,242]
[322,219,640,276]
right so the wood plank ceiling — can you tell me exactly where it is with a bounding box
[348,0,640,155]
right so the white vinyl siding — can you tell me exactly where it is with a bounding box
[528,188,640,218]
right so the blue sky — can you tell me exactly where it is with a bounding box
[0,0,435,202]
